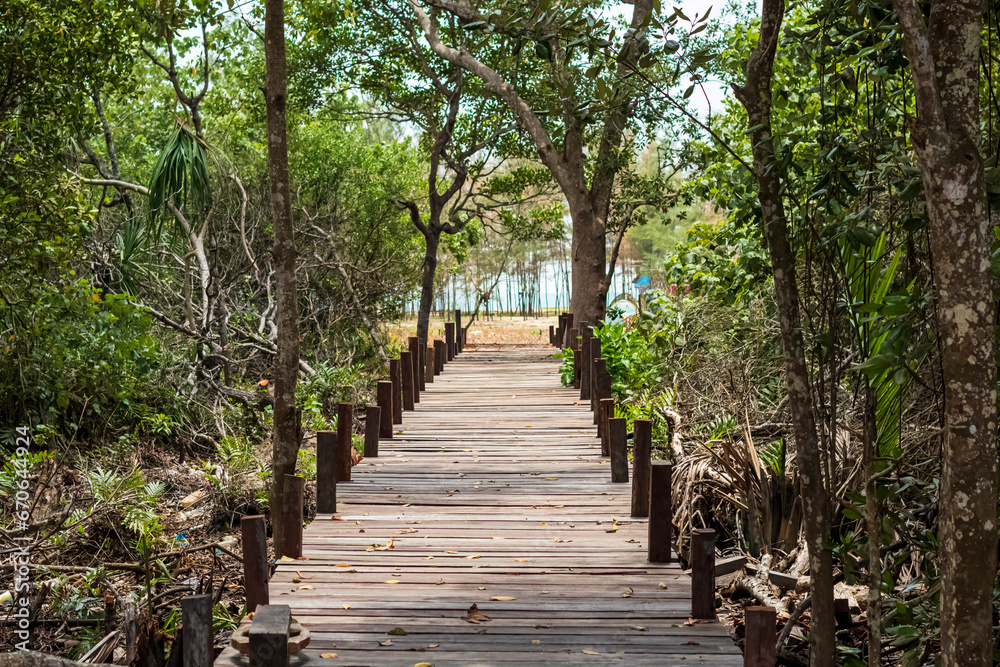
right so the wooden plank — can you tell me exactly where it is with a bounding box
[181,595,212,667]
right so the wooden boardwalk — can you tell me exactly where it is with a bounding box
[217,347,740,666]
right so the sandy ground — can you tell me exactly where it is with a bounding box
[387,312,563,346]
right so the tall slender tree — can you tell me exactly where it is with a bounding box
[892,0,998,663]
[264,0,302,557]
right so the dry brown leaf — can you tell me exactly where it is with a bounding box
[331,516,346,521]
[629,626,647,631]
[514,558,533,562]
[427,644,439,648]
[490,596,516,601]
[379,639,393,647]
[342,604,351,610]
[387,627,408,635]
[684,617,713,626]
[296,571,313,579]
[320,653,337,658]
[446,550,458,554]
[462,603,491,624]
[582,649,600,655]
[622,587,633,598]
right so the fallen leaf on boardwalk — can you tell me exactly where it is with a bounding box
[355,521,362,525]
[341,603,352,609]
[629,626,647,631]
[379,639,394,646]
[462,603,491,624]
[335,564,351,567]
[331,516,347,521]
[541,590,549,594]
[530,640,541,645]
[582,650,600,655]
[279,556,296,562]
[398,528,418,534]
[446,551,458,554]
[427,644,439,648]
[514,558,533,562]
[296,571,313,579]
[463,555,480,559]
[553,538,564,543]
[478,587,486,590]
[320,653,337,658]
[407,520,422,524]
[387,628,408,635]
[545,477,559,481]
[299,585,314,590]
[490,596,516,601]
[414,663,433,667]
[435,579,445,585]
[383,580,400,584]
[622,587,633,598]
[552,505,565,508]
[402,503,411,507]
[534,624,550,629]
[658,582,667,589]
[682,641,701,646]
[539,522,547,526]
[684,617,713,626]
[297,556,310,560]
[490,535,504,540]
[292,578,301,583]
[423,556,434,560]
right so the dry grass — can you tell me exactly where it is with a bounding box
[387,312,560,346]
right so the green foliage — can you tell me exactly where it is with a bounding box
[147,125,212,223]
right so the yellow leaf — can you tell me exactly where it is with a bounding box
[531,639,542,645]
[296,571,313,578]
[545,477,559,480]
[279,556,296,562]
[335,564,351,567]
[491,535,505,540]
[658,582,667,589]
[415,663,433,667]
[583,649,600,655]
[91,293,100,302]
[299,585,314,590]
[342,604,351,609]
[463,555,480,559]
[446,550,458,554]
[383,580,400,584]
[491,596,516,601]
[514,558,533,562]
[427,644,439,648]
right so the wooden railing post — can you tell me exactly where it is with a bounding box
[572,349,582,389]
[594,358,611,428]
[445,322,455,361]
[425,346,435,384]
[418,342,427,391]
[744,606,777,667]
[364,406,380,457]
[249,605,290,667]
[563,313,574,348]
[455,309,463,353]
[631,419,652,517]
[549,325,555,346]
[241,515,269,612]
[580,326,592,401]
[608,417,628,482]
[434,340,445,374]
[647,462,672,562]
[407,337,421,402]
[599,397,614,456]
[589,337,602,416]
[316,431,336,512]
[569,327,579,351]
[335,402,353,482]
[400,351,415,411]
[376,381,393,439]
[181,594,212,667]
[280,475,304,559]
[691,528,717,619]
[389,359,402,424]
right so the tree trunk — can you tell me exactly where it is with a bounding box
[416,231,440,345]
[567,196,607,326]
[731,0,836,664]
[892,1,997,664]
[264,0,301,559]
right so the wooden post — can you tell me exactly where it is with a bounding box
[445,322,455,361]
[631,419,652,517]
[594,358,611,426]
[609,417,628,482]
[691,528,717,619]
[455,309,462,352]
[315,431,336,513]
[434,340,445,374]
[400,351,415,411]
[335,402,352,482]
[389,359,402,424]
[580,326,592,401]
[418,343,427,391]
[241,515,268,612]
[425,346,435,384]
[549,325,555,345]
[181,595,212,667]
[407,337,421,403]
[364,406,380,457]
[647,462,672,562]
[280,475,304,559]
[834,598,852,627]
[249,605,290,667]
[569,327,579,351]
[376,381,393,439]
[744,606,777,667]
[563,313,574,348]
[589,337,602,415]
[599,398,615,456]
[572,349,582,389]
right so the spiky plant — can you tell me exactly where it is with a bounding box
[147,124,211,228]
